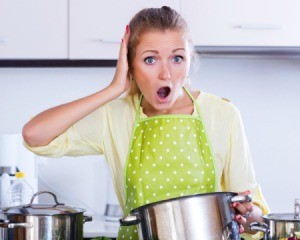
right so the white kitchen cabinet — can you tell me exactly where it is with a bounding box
[0,0,68,59]
[181,0,300,47]
[69,0,180,60]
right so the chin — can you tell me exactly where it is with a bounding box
[143,94,174,113]
[154,100,174,111]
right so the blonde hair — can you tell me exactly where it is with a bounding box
[126,6,195,95]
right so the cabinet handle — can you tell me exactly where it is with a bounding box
[91,38,120,44]
[233,24,282,30]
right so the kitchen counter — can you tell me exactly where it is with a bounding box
[84,215,119,239]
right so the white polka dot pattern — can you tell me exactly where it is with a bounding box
[126,116,215,210]
[120,114,216,239]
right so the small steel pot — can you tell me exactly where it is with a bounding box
[0,191,92,240]
[120,192,251,240]
[250,199,300,240]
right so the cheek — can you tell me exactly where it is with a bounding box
[134,65,154,84]
[132,61,146,78]
[136,79,150,93]
[172,64,189,80]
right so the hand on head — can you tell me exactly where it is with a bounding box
[110,25,131,96]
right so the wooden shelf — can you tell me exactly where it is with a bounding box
[0,60,117,68]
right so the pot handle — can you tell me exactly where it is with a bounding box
[0,220,33,229]
[249,222,269,240]
[230,194,252,203]
[83,215,93,223]
[294,199,300,219]
[119,215,140,226]
[24,191,64,208]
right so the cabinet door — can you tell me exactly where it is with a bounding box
[181,0,300,47]
[0,0,68,59]
[70,0,180,60]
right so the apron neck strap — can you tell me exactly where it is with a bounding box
[135,94,143,121]
[183,86,195,101]
[183,87,201,116]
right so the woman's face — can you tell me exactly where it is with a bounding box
[132,29,191,113]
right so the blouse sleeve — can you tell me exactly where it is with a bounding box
[24,106,107,158]
[222,108,269,215]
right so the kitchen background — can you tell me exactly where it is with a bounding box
[1,0,300,237]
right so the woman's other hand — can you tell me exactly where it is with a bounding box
[109,25,131,96]
[233,190,262,234]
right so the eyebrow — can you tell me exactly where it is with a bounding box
[142,48,186,55]
[172,48,185,52]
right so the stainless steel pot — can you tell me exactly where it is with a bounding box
[250,199,300,240]
[0,191,92,240]
[120,192,251,240]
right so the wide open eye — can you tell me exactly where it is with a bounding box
[144,57,156,65]
[172,56,183,63]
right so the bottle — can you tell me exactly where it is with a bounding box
[0,172,11,208]
[8,172,34,206]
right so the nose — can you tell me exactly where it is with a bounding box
[158,63,171,80]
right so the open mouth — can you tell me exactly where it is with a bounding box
[157,87,171,101]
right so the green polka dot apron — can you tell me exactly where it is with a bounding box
[117,88,216,240]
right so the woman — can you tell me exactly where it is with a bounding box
[23,6,268,240]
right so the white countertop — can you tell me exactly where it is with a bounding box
[84,215,119,238]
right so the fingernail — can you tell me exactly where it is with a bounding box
[126,25,129,34]
[237,216,242,220]
[233,203,238,207]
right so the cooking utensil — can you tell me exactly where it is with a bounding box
[120,191,251,240]
[250,199,300,240]
[0,191,92,240]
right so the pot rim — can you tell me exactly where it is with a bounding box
[131,191,237,214]
[262,213,300,222]
[1,205,87,216]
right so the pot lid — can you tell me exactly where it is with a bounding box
[2,204,85,216]
[1,191,86,216]
[263,213,300,222]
